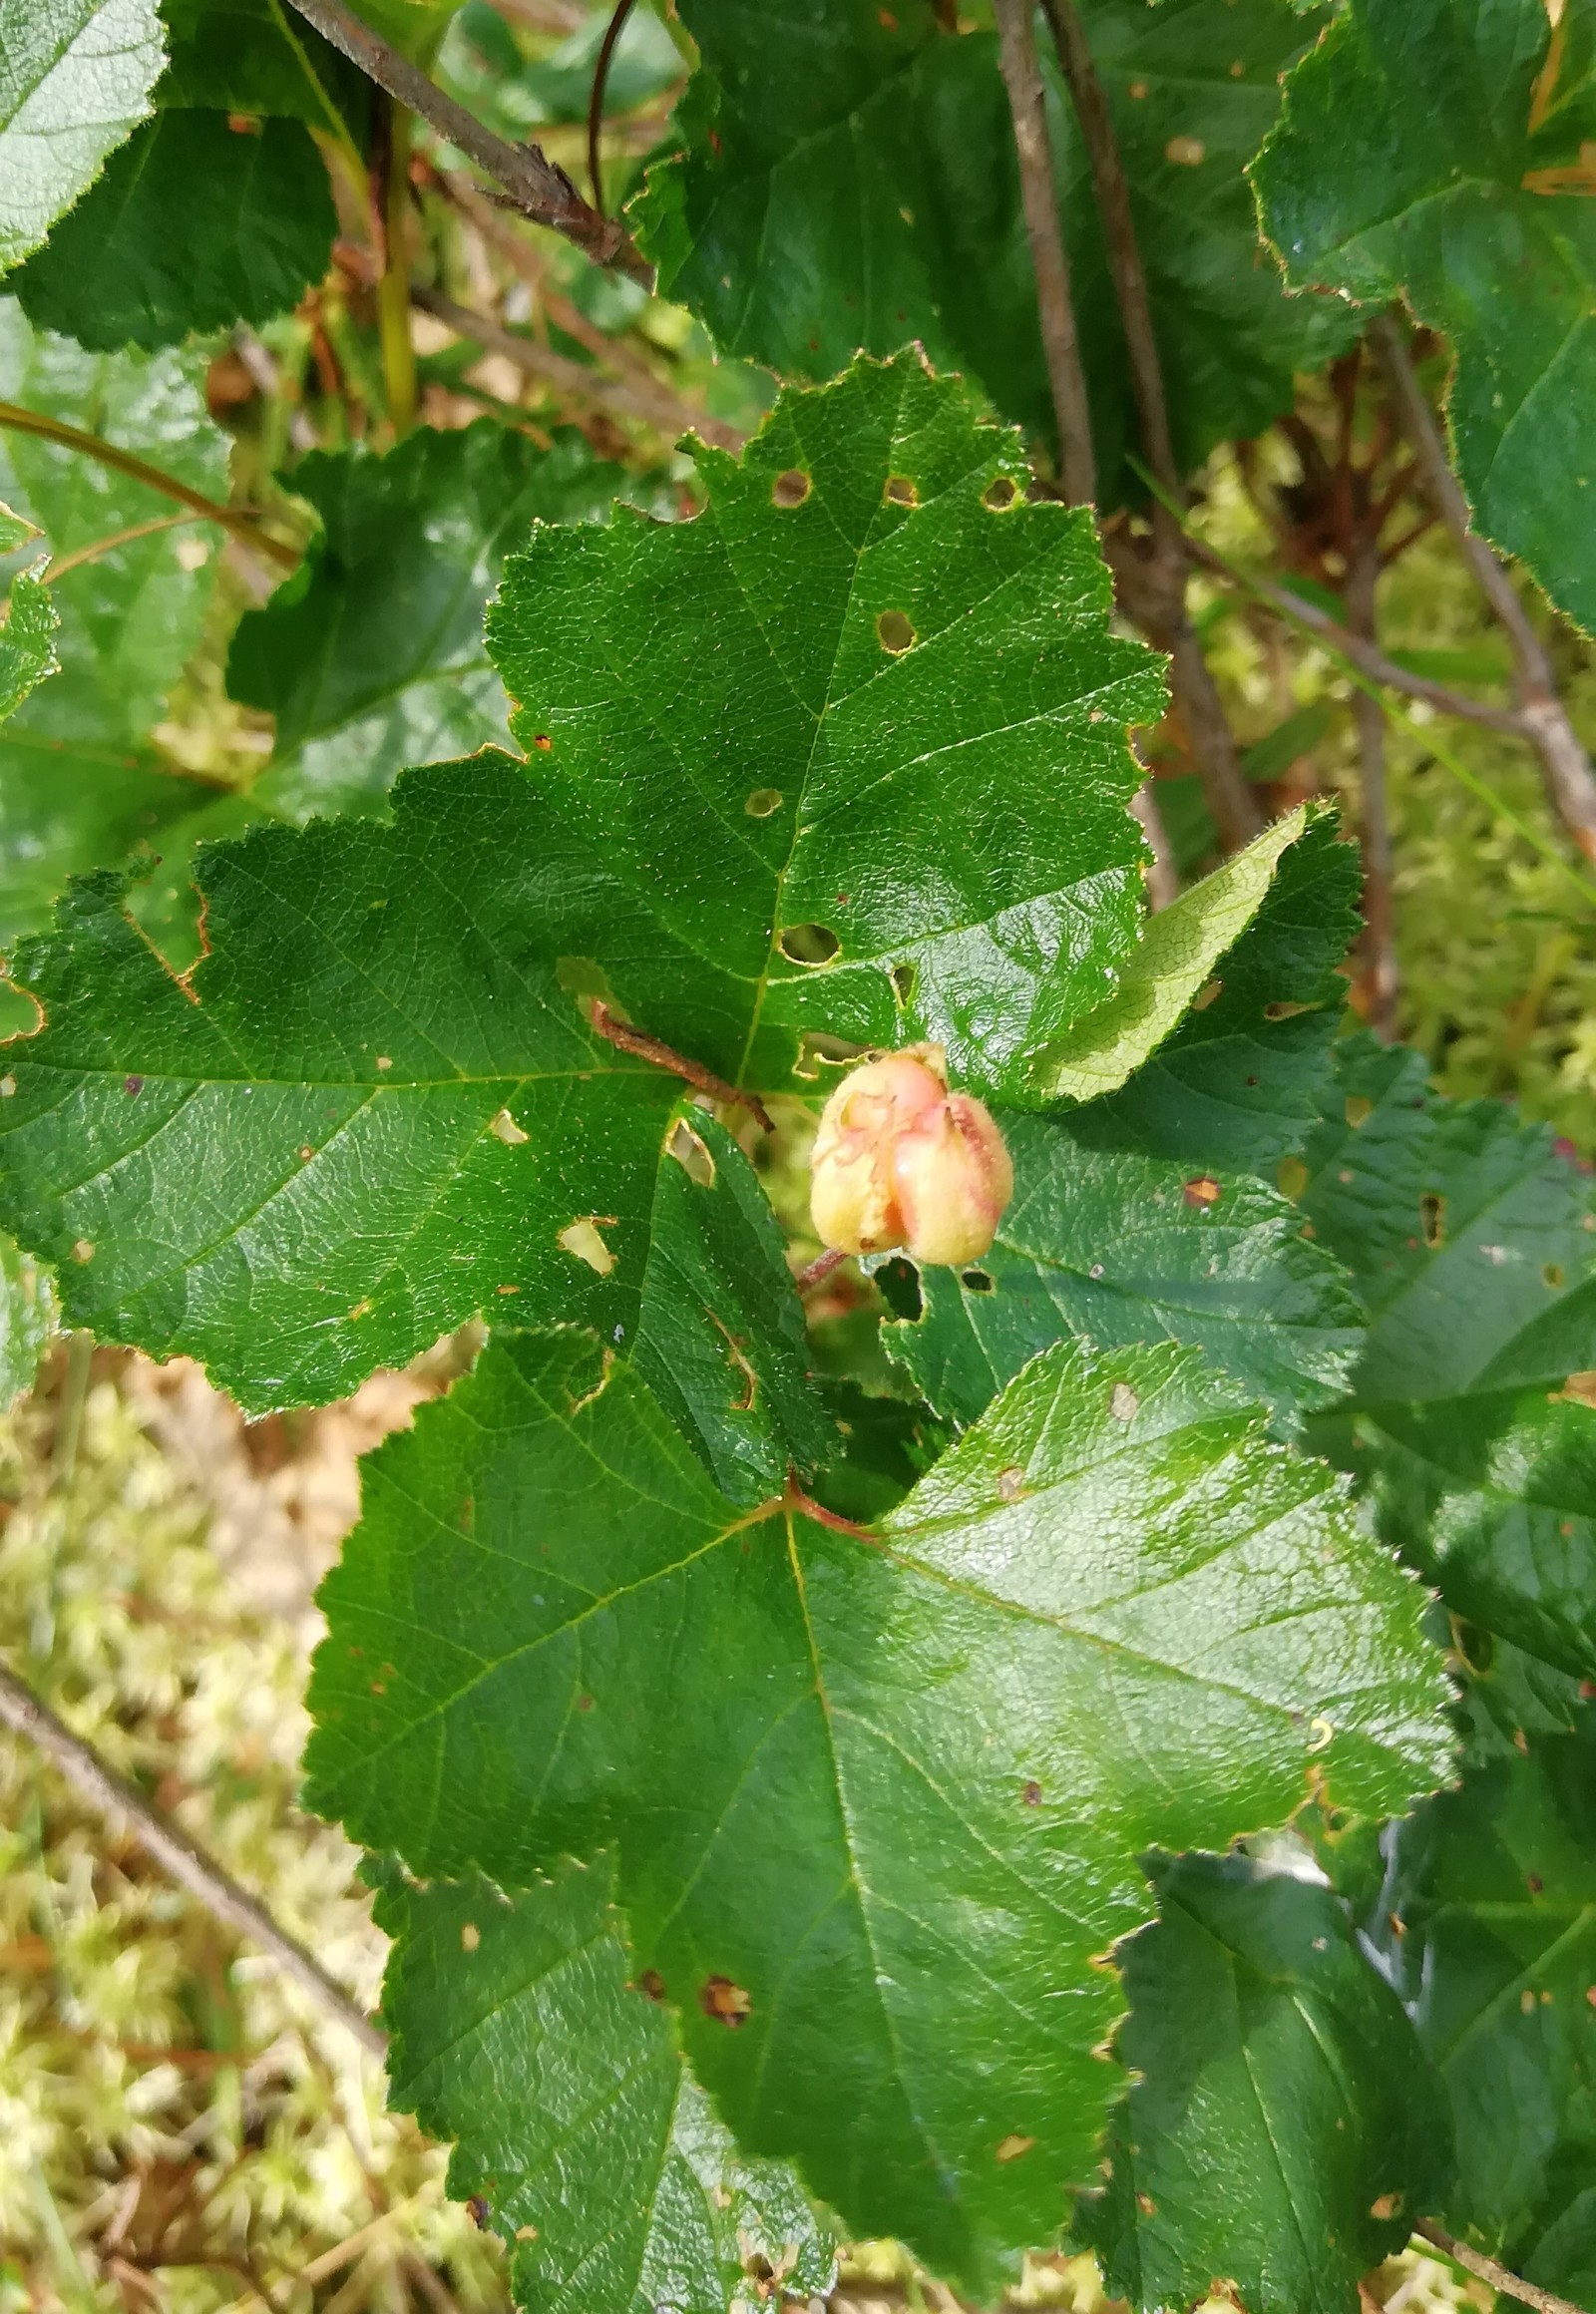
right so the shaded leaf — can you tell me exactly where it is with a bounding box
[1349,1721,1596,2296]
[157,0,367,131]
[0,0,165,270]
[1034,804,1310,1102]
[1076,1849,1450,2314]
[1069,805,1360,1175]
[884,1107,1363,1429]
[0,298,228,946]
[371,1851,836,2314]
[635,0,1354,501]
[1253,0,1596,632]
[305,1326,1449,2291]
[1303,1035,1596,1684]
[13,110,337,350]
[228,420,631,824]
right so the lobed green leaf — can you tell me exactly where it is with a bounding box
[372,1851,836,2314]
[306,1326,1450,2290]
[0,0,166,271]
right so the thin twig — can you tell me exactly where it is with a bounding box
[1179,532,1530,737]
[1039,0,1172,494]
[441,171,736,441]
[1413,2221,1590,2314]
[1346,543,1397,1036]
[992,0,1094,504]
[1129,780,1178,909]
[589,1000,774,1131]
[1370,311,1596,866]
[587,0,640,212]
[0,1655,386,2058]
[1146,472,1596,907]
[413,280,742,450]
[795,1246,848,1295]
[281,0,652,283]
[1035,0,1260,848]
[42,511,204,580]
[0,402,298,570]
[373,94,418,434]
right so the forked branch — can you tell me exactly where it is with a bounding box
[283,0,652,283]
[1414,2220,1590,2314]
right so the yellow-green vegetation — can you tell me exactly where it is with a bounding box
[0,1350,506,2314]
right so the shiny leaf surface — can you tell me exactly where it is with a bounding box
[1077,1849,1450,2314]
[306,1326,1450,2290]
[372,1852,836,2314]
[885,1108,1362,1429]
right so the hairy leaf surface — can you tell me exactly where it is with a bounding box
[1076,1849,1449,2314]
[883,1109,1362,1429]
[372,1853,836,2314]
[636,0,1353,500]
[306,1327,1449,2289]
[0,0,165,270]
[13,110,337,350]
[1254,0,1596,632]
[1304,1036,1596,1684]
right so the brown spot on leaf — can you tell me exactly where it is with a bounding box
[876,608,916,654]
[1420,1191,1445,1249]
[71,1240,94,1264]
[1345,1094,1373,1127]
[532,734,553,751]
[124,1075,144,1096]
[468,2197,491,2229]
[1136,2191,1157,2215]
[1022,1780,1042,1805]
[375,1055,393,1071]
[638,1969,666,2002]
[884,475,918,507]
[1165,135,1205,165]
[1183,1174,1222,1209]
[1109,1381,1139,1421]
[1370,2193,1401,2221]
[998,1465,1027,1502]
[771,469,811,509]
[461,1921,481,1952]
[996,2133,1035,2162]
[700,1975,753,2028]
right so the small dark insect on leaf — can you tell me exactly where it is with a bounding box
[468,2196,492,2229]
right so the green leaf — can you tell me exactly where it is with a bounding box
[1253,0,1596,634]
[883,1108,1362,1430]
[12,110,336,351]
[0,1229,55,1407]
[0,298,229,947]
[0,561,60,722]
[487,353,1165,1102]
[305,1326,1450,2290]
[0,0,166,271]
[228,421,629,824]
[1068,805,1361,1174]
[1348,1722,1596,2293]
[372,1851,836,2314]
[0,498,38,552]
[0,755,846,1473]
[156,0,367,132]
[1303,1035,1596,1684]
[1076,1849,1451,2314]
[1032,804,1311,1103]
[635,0,1355,501]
